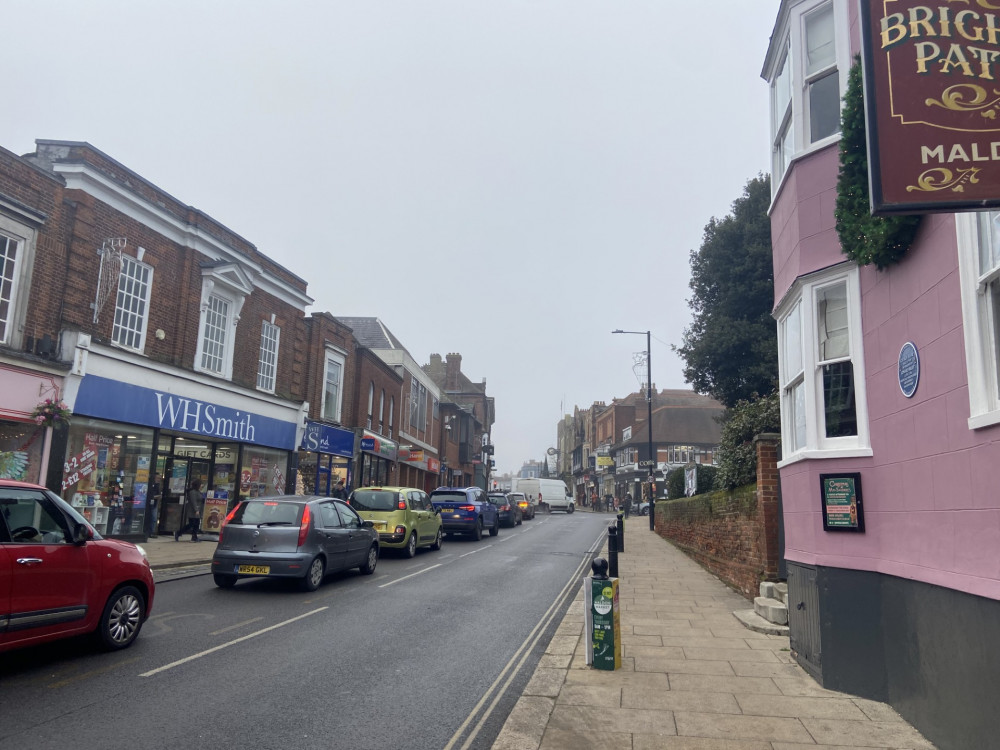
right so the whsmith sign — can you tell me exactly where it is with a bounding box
[861,0,1000,213]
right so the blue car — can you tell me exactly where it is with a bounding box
[429,486,499,541]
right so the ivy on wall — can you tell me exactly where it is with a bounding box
[834,56,921,269]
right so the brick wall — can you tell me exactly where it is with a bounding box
[654,433,782,599]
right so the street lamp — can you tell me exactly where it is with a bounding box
[612,329,655,531]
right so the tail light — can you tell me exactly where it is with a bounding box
[297,504,312,548]
[395,525,406,534]
[501,504,511,511]
[218,504,241,545]
[459,505,476,512]
[398,500,407,510]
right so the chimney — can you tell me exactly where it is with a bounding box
[445,353,462,390]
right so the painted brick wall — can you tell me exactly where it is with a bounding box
[654,434,782,599]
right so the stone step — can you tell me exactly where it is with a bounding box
[754,596,789,625]
[733,608,789,636]
[759,581,788,604]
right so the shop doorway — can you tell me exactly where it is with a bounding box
[160,456,210,534]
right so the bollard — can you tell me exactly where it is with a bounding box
[616,513,625,553]
[584,557,621,670]
[607,523,619,577]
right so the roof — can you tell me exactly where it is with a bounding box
[337,317,409,353]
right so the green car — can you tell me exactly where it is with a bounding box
[348,486,443,558]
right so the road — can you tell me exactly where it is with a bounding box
[0,510,615,750]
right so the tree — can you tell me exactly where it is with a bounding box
[675,175,777,408]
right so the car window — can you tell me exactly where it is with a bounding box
[319,502,342,528]
[431,491,466,502]
[351,489,398,511]
[231,501,301,526]
[335,501,361,529]
[0,490,71,544]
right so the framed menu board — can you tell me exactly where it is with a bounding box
[820,473,864,533]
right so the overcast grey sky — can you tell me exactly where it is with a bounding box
[4,1,777,474]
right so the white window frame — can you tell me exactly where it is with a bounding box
[764,0,850,196]
[956,211,1000,429]
[256,318,280,393]
[367,383,374,429]
[0,213,38,350]
[321,347,346,423]
[388,396,395,439]
[111,253,153,352]
[774,263,871,466]
[194,268,250,380]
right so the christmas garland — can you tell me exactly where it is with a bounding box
[834,56,921,269]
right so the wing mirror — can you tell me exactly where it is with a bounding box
[72,522,95,545]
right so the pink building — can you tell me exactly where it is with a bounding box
[764,2,1000,747]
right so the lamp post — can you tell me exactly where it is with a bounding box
[612,329,655,531]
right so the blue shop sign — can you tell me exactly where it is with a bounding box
[300,421,355,457]
[75,375,297,449]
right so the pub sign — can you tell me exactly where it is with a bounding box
[861,0,1000,213]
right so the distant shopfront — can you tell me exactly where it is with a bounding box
[298,420,355,495]
[0,363,65,486]
[398,446,441,492]
[61,374,299,541]
[357,430,397,487]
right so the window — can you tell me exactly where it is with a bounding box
[0,232,21,345]
[388,396,394,439]
[367,383,374,429]
[957,212,1000,428]
[408,377,427,432]
[111,254,153,351]
[257,319,280,392]
[378,390,385,433]
[322,350,345,422]
[0,210,37,350]
[200,294,229,374]
[766,0,846,191]
[775,264,869,463]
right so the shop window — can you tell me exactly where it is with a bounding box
[240,445,288,501]
[257,319,280,392]
[0,420,44,482]
[322,349,345,422]
[775,265,869,464]
[112,254,153,352]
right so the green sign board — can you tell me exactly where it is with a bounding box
[588,577,621,670]
[820,473,864,533]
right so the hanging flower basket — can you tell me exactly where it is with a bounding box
[31,398,72,427]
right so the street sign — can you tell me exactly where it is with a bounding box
[638,460,655,467]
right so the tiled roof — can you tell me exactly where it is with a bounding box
[337,317,408,352]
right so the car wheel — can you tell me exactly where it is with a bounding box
[569,503,575,514]
[300,556,325,591]
[405,531,418,558]
[214,574,237,589]
[359,544,379,574]
[517,514,522,526]
[472,518,483,541]
[96,585,145,651]
[430,528,443,551]
[489,518,499,537]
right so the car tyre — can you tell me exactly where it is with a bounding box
[568,503,575,514]
[214,574,237,589]
[430,528,443,551]
[516,514,523,526]
[405,531,418,558]
[300,556,325,592]
[489,518,499,537]
[472,518,483,541]
[359,544,379,574]
[96,585,145,651]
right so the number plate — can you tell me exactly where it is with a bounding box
[237,564,270,575]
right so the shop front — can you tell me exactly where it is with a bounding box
[61,373,300,541]
[298,420,355,495]
[398,446,441,492]
[357,430,397,487]
[0,363,64,485]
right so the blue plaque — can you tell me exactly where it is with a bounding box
[898,342,919,398]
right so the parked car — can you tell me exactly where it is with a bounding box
[637,501,651,516]
[211,496,379,590]
[0,479,155,652]
[507,491,535,520]
[429,486,499,540]
[349,486,443,557]
[488,492,522,528]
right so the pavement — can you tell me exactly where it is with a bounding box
[139,522,936,749]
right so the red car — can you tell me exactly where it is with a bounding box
[0,479,155,652]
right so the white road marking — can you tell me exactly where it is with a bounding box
[139,607,328,677]
[378,563,443,588]
[208,617,263,636]
[459,545,492,558]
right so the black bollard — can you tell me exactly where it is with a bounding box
[607,523,619,577]
[616,513,625,553]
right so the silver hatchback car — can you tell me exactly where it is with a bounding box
[211,495,380,590]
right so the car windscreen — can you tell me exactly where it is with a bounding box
[350,490,399,512]
[230,501,302,526]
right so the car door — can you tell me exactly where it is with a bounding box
[316,501,349,573]
[408,491,430,544]
[475,488,496,527]
[335,501,370,567]
[0,491,97,647]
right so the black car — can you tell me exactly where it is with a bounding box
[488,492,523,528]
[211,495,380,590]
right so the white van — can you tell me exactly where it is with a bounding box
[512,478,574,513]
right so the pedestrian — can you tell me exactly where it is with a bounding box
[333,478,346,499]
[147,473,161,537]
[623,492,632,519]
[175,479,204,542]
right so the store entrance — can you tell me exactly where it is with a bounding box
[160,456,210,535]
